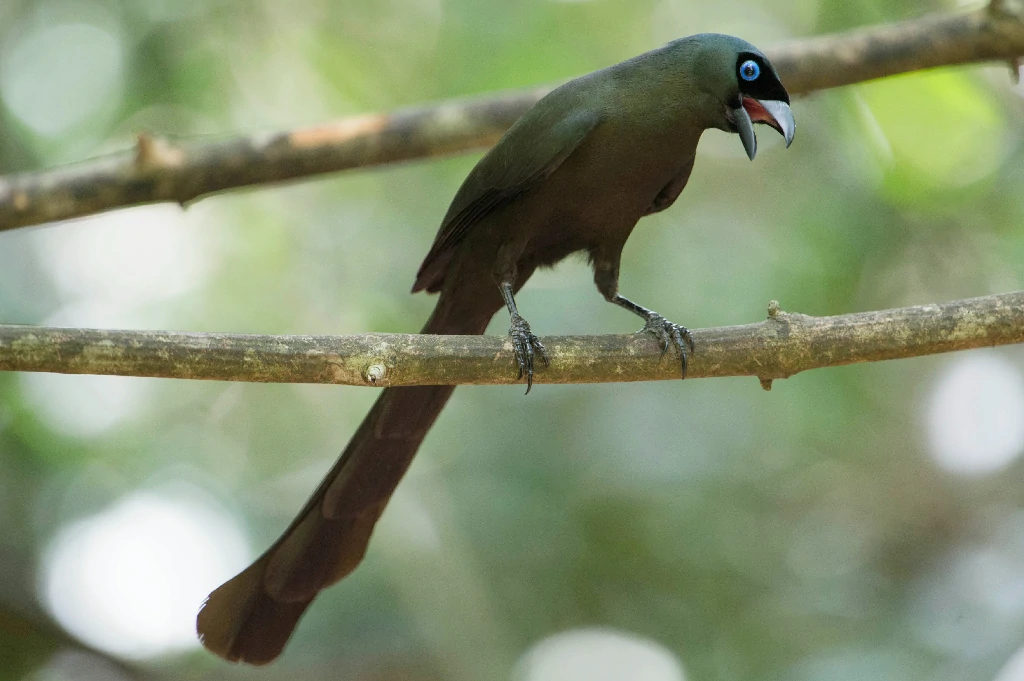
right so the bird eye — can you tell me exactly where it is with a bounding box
[739,59,760,81]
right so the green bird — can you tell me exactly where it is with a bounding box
[197,33,795,664]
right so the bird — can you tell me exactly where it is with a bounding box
[196,32,795,664]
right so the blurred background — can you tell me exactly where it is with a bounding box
[1,0,1024,679]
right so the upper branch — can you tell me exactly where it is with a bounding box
[0,3,1022,232]
[1,292,1020,387]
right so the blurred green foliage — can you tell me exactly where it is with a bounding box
[2,0,1024,680]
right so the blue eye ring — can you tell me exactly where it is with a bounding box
[739,59,760,81]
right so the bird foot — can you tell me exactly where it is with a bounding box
[509,313,548,394]
[640,313,695,378]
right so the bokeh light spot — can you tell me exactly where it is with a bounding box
[994,644,1024,681]
[859,70,1007,197]
[0,22,122,136]
[25,649,132,681]
[42,485,249,659]
[925,353,1024,476]
[20,373,151,438]
[32,204,212,324]
[516,628,686,681]
[909,546,1024,659]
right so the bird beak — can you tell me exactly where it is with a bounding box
[730,98,795,161]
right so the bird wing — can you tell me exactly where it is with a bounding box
[413,104,601,292]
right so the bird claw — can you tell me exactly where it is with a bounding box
[509,314,548,394]
[640,313,694,378]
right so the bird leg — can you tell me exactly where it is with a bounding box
[500,280,548,393]
[592,251,694,378]
[612,294,694,378]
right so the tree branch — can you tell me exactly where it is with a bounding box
[1,292,1020,388]
[1,3,1022,233]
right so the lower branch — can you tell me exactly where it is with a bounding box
[1,291,1020,387]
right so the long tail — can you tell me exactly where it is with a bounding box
[197,297,494,664]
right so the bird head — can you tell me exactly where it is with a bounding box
[687,34,795,160]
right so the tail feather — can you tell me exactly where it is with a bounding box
[196,299,494,664]
[197,555,311,665]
